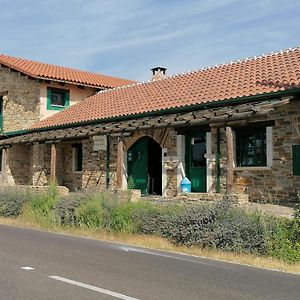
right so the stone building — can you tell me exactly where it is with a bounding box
[0,54,135,132]
[0,47,300,204]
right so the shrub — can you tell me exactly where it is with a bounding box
[22,185,60,226]
[75,196,103,228]
[0,187,27,217]
[157,202,269,255]
[267,217,300,263]
[212,208,268,254]
[55,195,82,226]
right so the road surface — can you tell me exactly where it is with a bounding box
[0,224,299,299]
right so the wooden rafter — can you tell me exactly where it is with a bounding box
[0,98,290,146]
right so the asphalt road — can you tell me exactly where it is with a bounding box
[0,224,299,300]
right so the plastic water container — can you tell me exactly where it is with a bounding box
[180,177,191,193]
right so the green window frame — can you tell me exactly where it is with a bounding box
[72,144,83,172]
[47,88,70,111]
[236,127,267,167]
[292,145,300,176]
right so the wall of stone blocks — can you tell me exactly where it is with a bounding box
[0,67,40,132]
[210,100,300,203]
[6,144,32,185]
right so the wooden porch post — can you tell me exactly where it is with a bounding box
[116,138,124,189]
[225,126,234,194]
[1,148,7,184]
[50,143,57,183]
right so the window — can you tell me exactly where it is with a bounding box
[236,127,267,167]
[293,145,300,175]
[191,136,206,167]
[72,144,83,172]
[47,88,70,110]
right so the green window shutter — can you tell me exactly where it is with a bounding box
[65,91,70,107]
[47,88,52,110]
[293,145,300,175]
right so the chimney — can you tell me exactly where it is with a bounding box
[151,67,167,80]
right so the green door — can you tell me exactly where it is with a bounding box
[127,137,148,194]
[186,132,207,192]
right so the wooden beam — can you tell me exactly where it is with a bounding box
[116,138,124,189]
[50,143,57,183]
[225,126,234,194]
[1,148,7,184]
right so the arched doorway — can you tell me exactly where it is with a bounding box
[127,136,162,195]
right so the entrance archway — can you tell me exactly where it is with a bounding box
[127,136,162,195]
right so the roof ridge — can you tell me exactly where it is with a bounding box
[95,45,300,96]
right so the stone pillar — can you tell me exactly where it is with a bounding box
[225,126,234,194]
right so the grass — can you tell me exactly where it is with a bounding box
[1,216,300,275]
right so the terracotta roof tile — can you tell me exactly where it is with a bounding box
[0,54,135,88]
[32,47,300,130]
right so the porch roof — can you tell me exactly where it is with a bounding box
[0,97,290,147]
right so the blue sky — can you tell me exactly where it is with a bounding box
[0,0,299,81]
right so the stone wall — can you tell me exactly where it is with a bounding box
[0,66,40,132]
[6,144,32,185]
[212,99,300,203]
[4,99,300,203]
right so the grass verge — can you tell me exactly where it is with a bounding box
[1,216,299,275]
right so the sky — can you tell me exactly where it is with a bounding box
[0,0,299,81]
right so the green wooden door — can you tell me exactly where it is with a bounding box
[127,137,148,194]
[185,132,207,192]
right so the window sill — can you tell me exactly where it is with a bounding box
[47,105,67,111]
[234,166,272,171]
[73,170,83,174]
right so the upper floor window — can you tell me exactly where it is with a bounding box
[47,88,70,111]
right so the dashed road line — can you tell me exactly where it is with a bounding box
[21,266,34,270]
[49,275,140,300]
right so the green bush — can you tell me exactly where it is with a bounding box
[23,185,60,226]
[75,196,103,228]
[212,209,268,254]
[110,201,151,232]
[157,202,269,255]
[267,217,300,263]
[0,187,27,217]
[55,195,82,226]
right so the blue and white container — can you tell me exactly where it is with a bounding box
[180,177,191,193]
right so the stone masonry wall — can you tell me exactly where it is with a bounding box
[21,128,178,194]
[0,66,40,132]
[6,144,32,185]
[211,99,300,203]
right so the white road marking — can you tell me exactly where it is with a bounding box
[49,275,140,300]
[21,266,34,270]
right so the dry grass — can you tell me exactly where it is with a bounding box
[1,216,300,275]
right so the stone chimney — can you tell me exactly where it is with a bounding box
[151,67,167,80]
